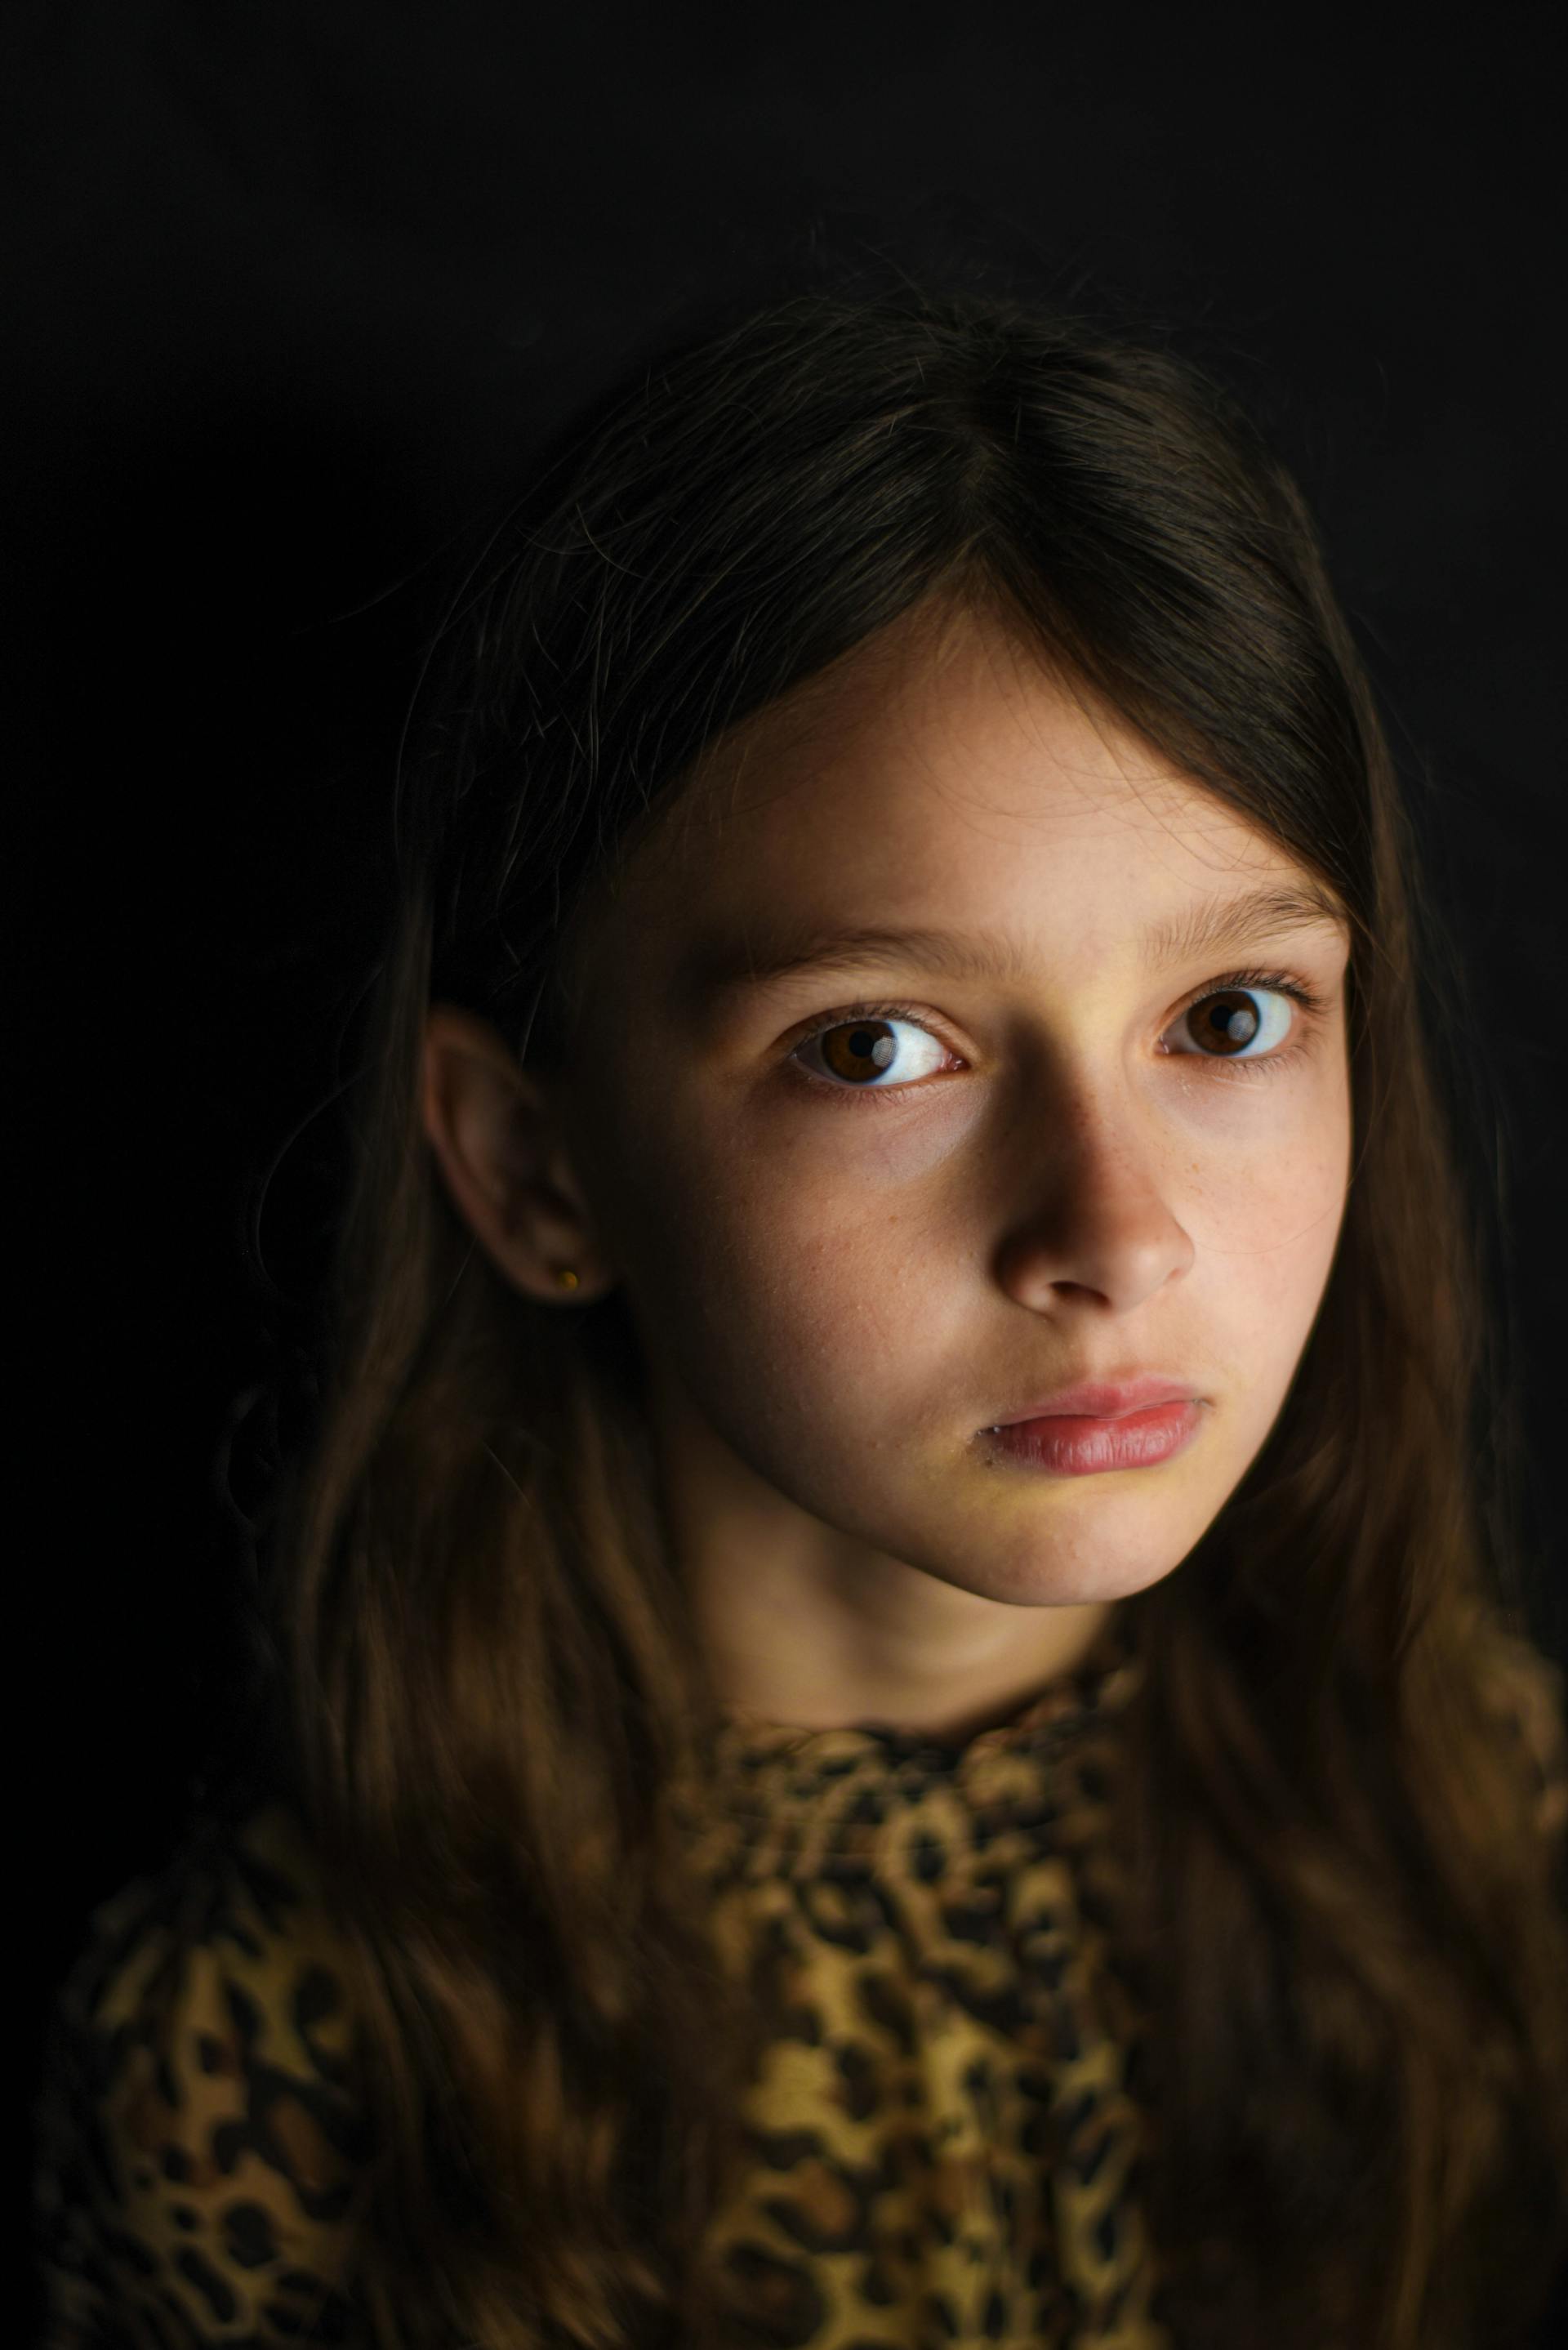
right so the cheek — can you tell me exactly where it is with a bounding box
[685,1150,895,1315]
[1195,1084,1351,1371]
[605,1095,930,1419]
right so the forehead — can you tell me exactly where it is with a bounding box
[594,600,1334,986]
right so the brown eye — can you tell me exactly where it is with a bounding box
[820,1018,902,1085]
[796,1013,951,1090]
[1180,986,1289,1059]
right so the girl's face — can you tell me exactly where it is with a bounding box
[535,600,1355,1719]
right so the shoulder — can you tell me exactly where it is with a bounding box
[33,1799,376,2348]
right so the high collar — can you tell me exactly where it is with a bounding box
[666,1605,1143,1854]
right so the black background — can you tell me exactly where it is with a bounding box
[10,0,1566,2325]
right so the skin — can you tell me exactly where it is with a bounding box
[421,595,1354,1742]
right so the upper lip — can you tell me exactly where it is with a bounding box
[986,1376,1199,1428]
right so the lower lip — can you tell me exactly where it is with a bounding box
[983,1399,1201,1474]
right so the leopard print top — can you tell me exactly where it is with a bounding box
[33,1608,1568,2349]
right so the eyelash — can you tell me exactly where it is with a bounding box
[784,966,1330,1106]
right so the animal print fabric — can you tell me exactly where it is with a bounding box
[33,1608,1568,2348]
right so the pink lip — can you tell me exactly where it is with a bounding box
[987,1376,1197,1427]
[982,1398,1201,1476]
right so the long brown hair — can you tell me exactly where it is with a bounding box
[217,274,1568,2350]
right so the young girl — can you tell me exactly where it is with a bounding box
[32,278,1568,2350]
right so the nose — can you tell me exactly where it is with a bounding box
[991,1099,1195,1315]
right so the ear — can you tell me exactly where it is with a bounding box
[420,1002,616,1304]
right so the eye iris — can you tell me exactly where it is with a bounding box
[1200,992,1261,1053]
[822,1020,899,1082]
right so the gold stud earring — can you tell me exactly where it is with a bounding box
[553,1265,580,1290]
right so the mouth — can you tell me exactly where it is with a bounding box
[978,1394,1204,1476]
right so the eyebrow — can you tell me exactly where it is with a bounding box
[683,881,1352,1006]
